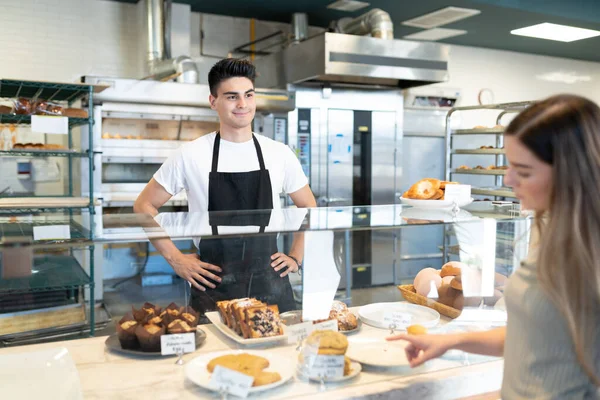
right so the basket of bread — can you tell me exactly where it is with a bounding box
[398,262,507,319]
[400,178,473,209]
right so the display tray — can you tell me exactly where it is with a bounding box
[358,302,440,329]
[399,197,474,209]
[185,350,294,395]
[346,341,410,368]
[104,329,206,357]
[398,284,461,319]
[280,310,362,335]
[205,311,287,346]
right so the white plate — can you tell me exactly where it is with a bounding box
[400,197,474,209]
[358,302,440,329]
[185,350,294,395]
[205,311,287,346]
[297,361,362,382]
[346,342,410,368]
[0,347,83,400]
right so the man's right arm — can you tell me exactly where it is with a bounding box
[133,179,222,291]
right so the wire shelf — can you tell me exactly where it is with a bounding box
[0,114,90,128]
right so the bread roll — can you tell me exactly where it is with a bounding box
[453,293,482,310]
[450,276,463,291]
[437,284,460,307]
[414,268,442,296]
[63,108,88,118]
[440,261,464,277]
[0,105,12,114]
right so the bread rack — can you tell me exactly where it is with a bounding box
[444,101,532,200]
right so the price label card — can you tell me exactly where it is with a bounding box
[31,115,68,135]
[312,319,339,332]
[305,354,345,378]
[284,321,314,344]
[444,184,471,204]
[382,312,412,327]
[160,332,195,356]
[33,225,71,241]
[209,365,254,398]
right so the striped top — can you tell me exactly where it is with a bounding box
[502,261,600,399]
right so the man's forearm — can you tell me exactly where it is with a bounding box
[289,232,305,263]
[133,200,182,263]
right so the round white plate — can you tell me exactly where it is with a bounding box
[346,342,410,368]
[185,350,294,394]
[358,302,440,329]
[400,197,474,209]
[297,361,362,382]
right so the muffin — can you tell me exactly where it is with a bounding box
[167,319,195,334]
[132,302,161,323]
[116,313,139,350]
[180,306,200,328]
[135,323,166,352]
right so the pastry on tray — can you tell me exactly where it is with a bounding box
[116,313,139,350]
[132,302,161,322]
[243,305,283,339]
[207,353,280,387]
[135,323,166,352]
[299,330,353,376]
[167,319,195,334]
[180,306,200,328]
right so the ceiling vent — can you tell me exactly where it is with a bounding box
[404,28,467,41]
[327,0,370,12]
[402,6,480,29]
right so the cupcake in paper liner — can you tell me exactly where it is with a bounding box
[167,318,196,334]
[179,306,200,328]
[160,302,183,326]
[132,302,161,323]
[143,313,164,327]
[116,313,139,350]
[135,323,166,352]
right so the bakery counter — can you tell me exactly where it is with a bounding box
[0,313,504,400]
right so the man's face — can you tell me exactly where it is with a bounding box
[209,77,256,130]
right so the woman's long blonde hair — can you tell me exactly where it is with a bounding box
[506,94,600,386]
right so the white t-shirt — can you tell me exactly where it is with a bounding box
[153,132,308,212]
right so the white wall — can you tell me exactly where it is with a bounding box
[0,0,143,81]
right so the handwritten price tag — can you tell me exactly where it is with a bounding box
[305,354,345,379]
[285,321,314,344]
[312,319,339,332]
[209,365,254,398]
[382,312,412,327]
[444,184,471,204]
[160,333,195,356]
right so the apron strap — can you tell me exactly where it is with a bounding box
[211,132,221,173]
[252,134,267,171]
[211,132,266,173]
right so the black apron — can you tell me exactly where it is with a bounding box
[191,133,296,318]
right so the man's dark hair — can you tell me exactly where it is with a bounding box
[208,58,256,97]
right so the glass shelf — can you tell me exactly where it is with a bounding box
[0,149,88,158]
[0,114,90,128]
[0,255,91,294]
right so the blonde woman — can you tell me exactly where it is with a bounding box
[389,95,600,399]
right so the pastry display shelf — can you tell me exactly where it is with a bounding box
[0,114,91,128]
[0,79,107,103]
[450,128,504,135]
[0,255,91,294]
[471,187,516,198]
[0,149,88,158]
[0,218,92,244]
[452,148,505,155]
[451,169,507,176]
[0,197,96,213]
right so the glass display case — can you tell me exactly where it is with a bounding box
[0,204,531,398]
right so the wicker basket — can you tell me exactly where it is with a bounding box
[397,284,461,319]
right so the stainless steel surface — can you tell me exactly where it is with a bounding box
[337,8,394,40]
[146,0,165,65]
[371,111,396,206]
[83,76,295,112]
[327,109,353,206]
[292,13,309,42]
[254,32,449,89]
[471,187,516,198]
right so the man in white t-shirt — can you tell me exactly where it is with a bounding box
[134,58,316,314]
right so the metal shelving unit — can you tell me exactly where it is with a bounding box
[0,79,107,341]
[445,101,531,200]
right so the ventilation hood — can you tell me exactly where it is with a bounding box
[254,32,449,89]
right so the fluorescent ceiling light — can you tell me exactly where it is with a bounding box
[536,71,592,84]
[402,7,481,29]
[511,22,600,42]
[327,0,370,12]
[404,28,467,41]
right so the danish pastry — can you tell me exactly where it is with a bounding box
[405,178,441,199]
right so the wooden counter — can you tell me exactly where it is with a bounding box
[0,319,503,399]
